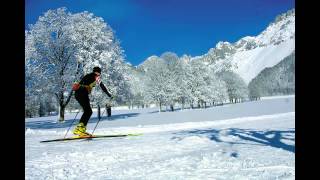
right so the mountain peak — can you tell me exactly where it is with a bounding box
[273,9,295,24]
[256,8,295,46]
[204,8,295,61]
[216,41,232,49]
[200,9,295,83]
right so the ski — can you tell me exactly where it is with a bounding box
[40,133,142,143]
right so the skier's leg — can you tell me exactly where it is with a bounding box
[78,96,92,126]
[75,93,92,126]
[73,93,92,136]
[81,102,92,126]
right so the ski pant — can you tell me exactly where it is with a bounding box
[75,90,92,126]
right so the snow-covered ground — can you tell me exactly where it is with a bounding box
[26,95,295,180]
[260,94,295,100]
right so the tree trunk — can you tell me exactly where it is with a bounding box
[57,90,73,122]
[58,104,65,122]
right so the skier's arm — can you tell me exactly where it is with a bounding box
[100,82,112,97]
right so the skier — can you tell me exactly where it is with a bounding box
[72,66,113,136]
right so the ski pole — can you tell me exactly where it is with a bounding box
[63,110,80,138]
[91,109,106,135]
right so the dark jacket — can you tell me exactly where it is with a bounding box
[76,72,112,97]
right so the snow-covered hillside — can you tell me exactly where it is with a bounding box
[26,95,295,179]
[202,9,295,84]
[231,38,295,84]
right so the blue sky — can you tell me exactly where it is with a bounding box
[25,0,295,65]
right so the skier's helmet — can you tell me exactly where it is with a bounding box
[93,67,102,74]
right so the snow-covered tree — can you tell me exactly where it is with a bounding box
[142,56,171,112]
[187,60,211,108]
[160,52,182,111]
[141,53,186,112]
[126,66,146,109]
[177,55,193,109]
[91,40,131,115]
[25,7,123,121]
[209,76,229,105]
[25,96,40,118]
[248,52,295,98]
[186,59,229,108]
[217,71,249,103]
[25,53,44,117]
[248,81,262,101]
[212,78,229,104]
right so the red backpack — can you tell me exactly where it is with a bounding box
[72,82,80,91]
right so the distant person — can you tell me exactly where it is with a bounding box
[106,103,112,117]
[72,67,113,136]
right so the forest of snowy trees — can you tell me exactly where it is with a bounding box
[248,52,295,99]
[26,8,294,119]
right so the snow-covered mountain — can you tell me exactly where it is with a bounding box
[137,9,295,85]
[203,9,295,84]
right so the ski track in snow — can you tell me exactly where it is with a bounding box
[26,96,295,180]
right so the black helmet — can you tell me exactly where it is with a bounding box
[93,66,101,73]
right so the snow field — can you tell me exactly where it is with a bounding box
[26,96,294,179]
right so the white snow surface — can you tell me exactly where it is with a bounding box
[26,95,295,179]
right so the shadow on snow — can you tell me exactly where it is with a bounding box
[25,113,140,130]
[174,128,295,153]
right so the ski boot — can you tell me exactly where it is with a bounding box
[73,123,92,137]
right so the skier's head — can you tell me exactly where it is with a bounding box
[93,66,102,75]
